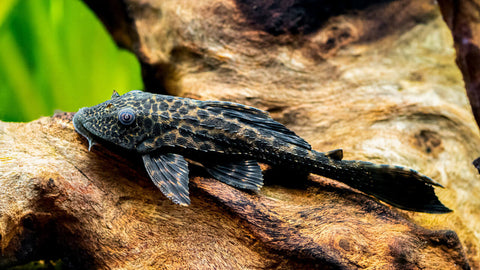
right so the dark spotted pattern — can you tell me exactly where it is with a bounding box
[73,90,451,213]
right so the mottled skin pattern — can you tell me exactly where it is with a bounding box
[73,91,451,213]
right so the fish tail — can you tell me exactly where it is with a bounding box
[307,151,451,213]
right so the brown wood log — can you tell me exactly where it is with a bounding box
[1,0,480,268]
[438,0,480,129]
[437,0,480,170]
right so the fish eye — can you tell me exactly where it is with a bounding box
[118,108,136,125]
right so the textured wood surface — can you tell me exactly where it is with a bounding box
[437,0,480,171]
[1,0,480,268]
[438,0,480,129]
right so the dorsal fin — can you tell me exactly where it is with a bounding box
[325,149,343,160]
[201,100,311,149]
[200,100,270,117]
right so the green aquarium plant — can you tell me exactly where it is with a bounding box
[0,0,143,122]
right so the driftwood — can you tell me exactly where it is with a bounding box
[437,0,480,170]
[438,0,480,129]
[1,0,480,268]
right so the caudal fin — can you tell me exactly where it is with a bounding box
[311,155,452,213]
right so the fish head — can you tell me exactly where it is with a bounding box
[73,90,159,151]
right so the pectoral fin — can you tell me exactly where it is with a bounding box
[142,153,190,205]
[204,160,263,190]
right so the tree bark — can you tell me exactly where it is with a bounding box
[1,0,479,268]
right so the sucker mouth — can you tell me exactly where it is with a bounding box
[73,108,97,151]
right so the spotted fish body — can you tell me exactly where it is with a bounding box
[73,91,451,213]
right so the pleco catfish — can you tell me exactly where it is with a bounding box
[73,90,451,213]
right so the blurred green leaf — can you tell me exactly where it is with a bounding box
[0,0,18,27]
[0,0,143,122]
